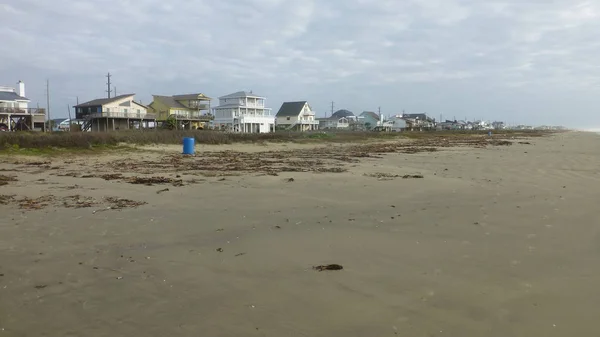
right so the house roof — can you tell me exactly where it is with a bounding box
[132,101,149,109]
[152,95,188,109]
[75,94,135,107]
[331,109,354,118]
[402,113,430,120]
[276,101,306,117]
[219,91,264,99]
[360,111,380,121]
[172,93,211,101]
[0,91,29,102]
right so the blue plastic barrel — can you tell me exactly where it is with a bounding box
[182,137,195,155]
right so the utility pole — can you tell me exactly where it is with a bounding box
[46,79,51,132]
[114,86,117,97]
[330,101,334,118]
[106,72,112,98]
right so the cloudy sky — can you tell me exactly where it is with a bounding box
[2,0,599,127]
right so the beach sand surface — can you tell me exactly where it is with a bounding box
[1,132,599,336]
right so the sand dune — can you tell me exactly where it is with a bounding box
[1,132,599,336]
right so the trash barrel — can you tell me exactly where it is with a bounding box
[182,137,195,155]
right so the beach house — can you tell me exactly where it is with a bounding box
[275,101,319,131]
[0,81,46,131]
[74,94,155,132]
[148,93,212,130]
[211,91,275,133]
[317,109,359,129]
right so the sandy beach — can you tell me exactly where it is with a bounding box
[1,131,599,336]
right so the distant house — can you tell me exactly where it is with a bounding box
[401,113,435,130]
[437,120,460,130]
[211,91,275,133]
[359,111,381,130]
[317,109,359,129]
[148,93,212,130]
[74,94,155,132]
[275,101,319,131]
[0,81,46,131]
[51,118,70,131]
[387,115,407,132]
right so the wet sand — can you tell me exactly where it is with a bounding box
[1,132,599,336]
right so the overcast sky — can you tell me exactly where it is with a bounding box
[2,0,599,127]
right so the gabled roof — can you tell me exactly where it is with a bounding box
[276,101,307,117]
[172,93,211,101]
[219,91,264,99]
[152,95,187,109]
[0,91,29,102]
[75,94,135,108]
[132,101,149,109]
[360,111,380,121]
[331,109,354,118]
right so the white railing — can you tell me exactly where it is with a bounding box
[298,120,319,125]
[170,112,213,120]
[87,111,156,119]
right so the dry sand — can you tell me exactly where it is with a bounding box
[1,132,599,336]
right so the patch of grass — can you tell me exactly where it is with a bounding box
[0,129,552,153]
[0,130,405,151]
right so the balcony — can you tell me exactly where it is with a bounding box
[0,107,46,115]
[242,103,265,108]
[297,120,319,125]
[86,111,157,120]
[169,112,214,121]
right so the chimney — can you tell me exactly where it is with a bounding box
[17,80,25,97]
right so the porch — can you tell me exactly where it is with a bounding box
[82,111,157,132]
[0,108,47,131]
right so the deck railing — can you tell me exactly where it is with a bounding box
[0,107,46,114]
[86,111,157,119]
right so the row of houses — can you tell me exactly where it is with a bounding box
[2,80,522,133]
[69,90,412,133]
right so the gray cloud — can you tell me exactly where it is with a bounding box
[1,0,599,127]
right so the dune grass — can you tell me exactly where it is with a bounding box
[0,129,552,154]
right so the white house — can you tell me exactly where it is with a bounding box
[317,109,359,129]
[0,81,29,111]
[0,81,47,131]
[387,115,408,131]
[211,91,275,133]
[275,101,319,131]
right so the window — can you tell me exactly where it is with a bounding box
[287,117,291,120]
[137,109,140,113]
[124,108,128,113]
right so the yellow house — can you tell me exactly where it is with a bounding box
[148,93,212,129]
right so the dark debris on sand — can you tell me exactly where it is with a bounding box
[313,264,344,272]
